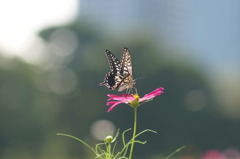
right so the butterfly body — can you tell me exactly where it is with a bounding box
[100,48,135,92]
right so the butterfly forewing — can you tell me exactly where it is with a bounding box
[118,48,134,91]
[105,50,120,73]
[120,48,132,76]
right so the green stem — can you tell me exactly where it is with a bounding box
[107,143,111,159]
[129,108,137,159]
[166,146,186,159]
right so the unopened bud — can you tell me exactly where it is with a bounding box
[105,136,113,143]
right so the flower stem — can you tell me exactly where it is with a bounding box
[129,108,137,159]
[106,143,111,159]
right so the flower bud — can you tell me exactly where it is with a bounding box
[105,135,113,143]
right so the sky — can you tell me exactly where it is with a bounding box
[0,0,79,57]
[186,0,240,70]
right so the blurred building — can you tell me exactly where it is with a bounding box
[79,0,240,70]
[79,0,186,42]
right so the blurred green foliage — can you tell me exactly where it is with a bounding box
[0,19,239,159]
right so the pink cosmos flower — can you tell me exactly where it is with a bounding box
[106,87,164,112]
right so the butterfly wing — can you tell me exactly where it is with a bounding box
[105,50,120,73]
[117,48,135,92]
[100,50,122,90]
[120,48,132,76]
[100,48,135,92]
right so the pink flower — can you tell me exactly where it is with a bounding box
[202,150,226,159]
[106,87,164,112]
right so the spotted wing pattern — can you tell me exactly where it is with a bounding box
[118,48,134,91]
[100,48,135,92]
[99,50,121,90]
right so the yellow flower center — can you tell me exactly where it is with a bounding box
[132,94,140,100]
[130,94,140,108]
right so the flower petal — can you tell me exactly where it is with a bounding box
[107,94,122,101]
[140,87,164,102]
[107,94,120,98]
[107,94,130,101]
[107,94,135,103]
[107,101,122,112]
[106,101,120,105]
[147,87,164,96]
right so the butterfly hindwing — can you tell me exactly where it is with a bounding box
[100,72,120,90]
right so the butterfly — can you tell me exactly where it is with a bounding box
[100,47,135,92]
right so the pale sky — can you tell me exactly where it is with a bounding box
[0,0,79,57]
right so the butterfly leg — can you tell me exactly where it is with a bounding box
[133,87,138,94]
[126,87,138,94]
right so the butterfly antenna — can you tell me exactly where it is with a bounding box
[134,76,145,81]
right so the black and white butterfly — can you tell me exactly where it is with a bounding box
[100,48,135,92]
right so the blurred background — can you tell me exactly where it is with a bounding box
[0,0,240,159]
